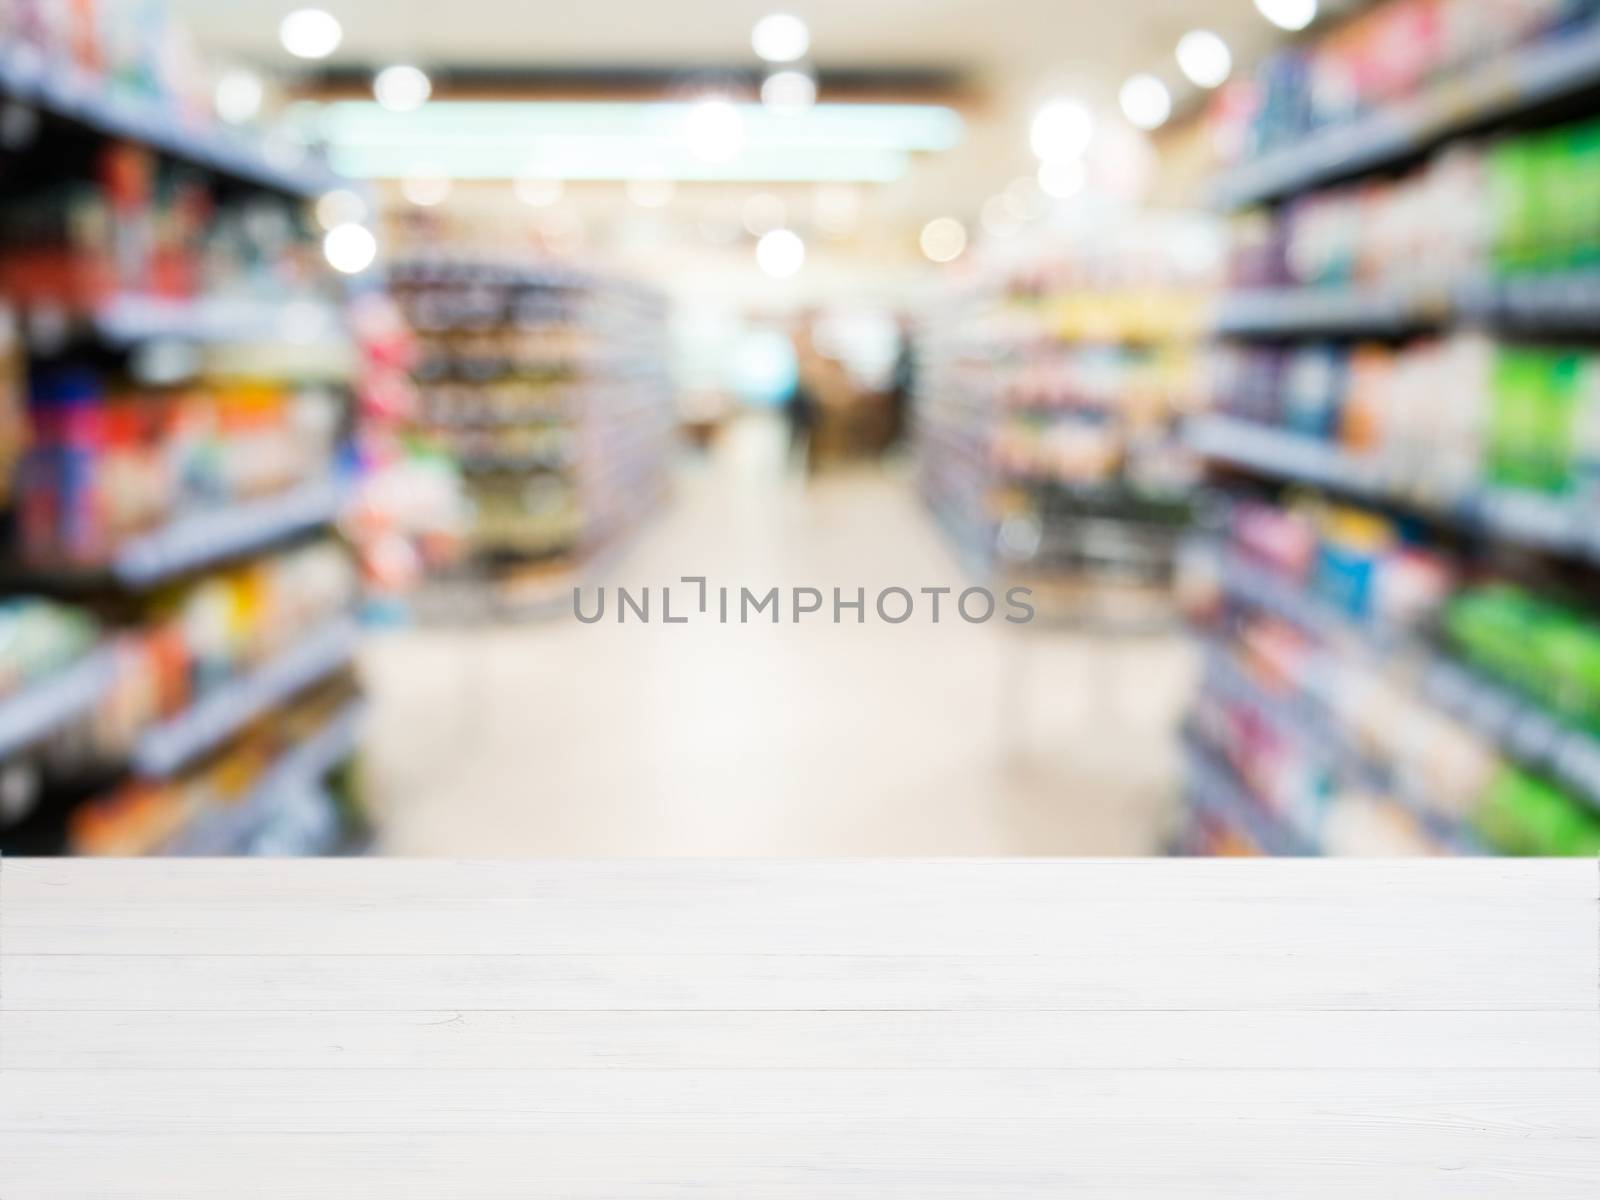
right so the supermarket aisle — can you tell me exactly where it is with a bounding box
[361,416,1193,855]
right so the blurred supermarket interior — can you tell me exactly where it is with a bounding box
[5,0,1600,858]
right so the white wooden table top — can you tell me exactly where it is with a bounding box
[1,858,1597,1198]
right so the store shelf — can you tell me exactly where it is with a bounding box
[113,478,344,586]
[1217,549,1412,653]
[1212,23,1600,209]
[1215,273,1600,337]
[1187,416,1600,563]
[0,650,114,760]
[0,41,338,198]
[1216,550,1600,814]
[1215,285,1446,337]
[457,449,570,473]
[92,295,347,347]
[1198,641,1489,853]
[1181,736,1317,856]
[132,616,359,779]
[4,478,345,592]
[163,698,366,855]
[1188,415,1381,493]
[1457,270,1600,329]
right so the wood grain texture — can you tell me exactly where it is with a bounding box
[1,858,1597,1198]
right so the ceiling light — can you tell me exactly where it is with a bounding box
[323,223,376,273]
[1255,0,1317,31]
[374,65,431,113]
[1119,74,1172,130]
[314,99,962,183]
[920,217,966,263]
[1037,157,1085,198]
[761,69,817,115]
[214,68,264,124]
[400,168,451,207]
[755,228,805,277]
[314,187,367,230]
[626,177,675,208]
[742,192,787,235]
[981,195,1021,238]
[1177,30,1232,88]
[514,175,563,207]
[279,9,342,60]
[684,98,744,163]
[752,14,810,63]
[1029,98,1093,161]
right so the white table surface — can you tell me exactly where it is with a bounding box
[1,858,1596,1197]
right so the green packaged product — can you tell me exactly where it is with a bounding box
[1445,587,1543,695]
[1488,139,1536,273]
[1538,352,1584,495]
[1540,615,1600,735]
[1568,120,1600,266]
[1472,768,1600,856]
[1487,350,1540,490]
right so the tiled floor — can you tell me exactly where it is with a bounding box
[361,416,1193,855]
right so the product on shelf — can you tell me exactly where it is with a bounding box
[1208,333,1600,505]
[344,289,470,605]
[1,0,214,120]
[0,142,327,312]
[70,678,361,856]
[1225,109,1600,293]
[11,363,341,568]
[1179,492,1600,857]
[387,258,675,584]
[916,217,1217,593]
[0,0,335,199]
[1444,584,1600,733]
[0,595,99,701]
[1214,0,1600,166]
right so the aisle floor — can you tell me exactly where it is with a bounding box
[361,417,1194,855]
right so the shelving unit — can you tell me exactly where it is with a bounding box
[388,257,674,611]
[914,220,1215,622]
[0,40,337,198]
[1211,22,1600,210]
[159,697,366,856]
[1214,273,1600,338]
[1186,415,1600,563]
[1183,2,1600,856]
[1,476,347,592]
[0,17,364,857]
[90,295,348,347]
[0,647,114,761]
[131,616,359,779]
[1215,549,1600,811]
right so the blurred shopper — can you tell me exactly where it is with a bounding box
[886,312,918,451]
[794,313,858,473]
[784,322,817,475]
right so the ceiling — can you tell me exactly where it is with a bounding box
[169,1,1316,299]
[177,1,1279,82]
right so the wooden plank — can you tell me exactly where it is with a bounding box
[5,857,1587,903]
[6,1009,1594,1071]
[4,1127,1599,1199]
[5,1068,1596,1130]
[9,948,1588,1011]
[3,859,1589,957]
